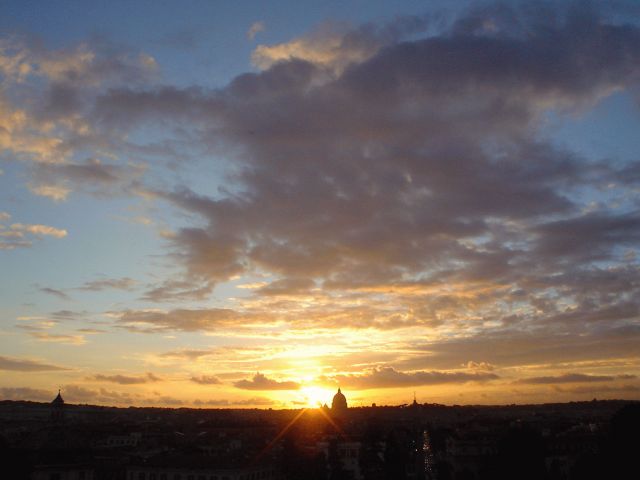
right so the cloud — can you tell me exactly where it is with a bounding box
[115,308,242,332]
[88,3,640,334]
[159,349,214,360]
[78,276,136,291]
[0,386,53,402]
[0,36,156,202]
[3,3,640,400]
[0,36,157,87]
[515,373,628,385]
[256,277,316,296]
[92,372,162,384]
[190,375,222,385]
[27,185,70,201]
[397,326,640,371]
[27,158,146,201]
[38,287,71,300]
[76,328,107,334]
[0,218,67,250]
[11,223,67,238]
[193,396,275,407]
[464,361,495,372]
[251,16,429,72]
[553,383,640,396]
[247,21,265,41]
[234,372,300,390]
[0,355,68,371]
[141,279,214,303]
[321,366,499,389]
[49,309,85,320]
[28,331,86,345]
[62,384,136,405]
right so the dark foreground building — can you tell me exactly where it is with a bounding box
[1,391,639,480]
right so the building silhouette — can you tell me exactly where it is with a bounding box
[331,388,348,418]
[50,389,65,423]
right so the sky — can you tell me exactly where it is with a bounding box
[1,0,640,409]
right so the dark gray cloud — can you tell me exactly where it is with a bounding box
[6,2,640,389]
[234,372,300,391]
[553,383,640,396]
[85,3,640,320]
[39,287,71,300]
[0,355,68,372]
[515,373,624,384]
[398,326,640,371]
[193,396,275,407]
[0,386,53,401]
[78,276,136,291]
[322,366,499,390]
[50,310,85,320]
[159,349,215,360]
[76,328,107,334]
[92,372,162,385]
[28,159,146,201]
[141,278,215,303]
[190,375,222,385]
[256,277,316,296]
[63,384,135,405]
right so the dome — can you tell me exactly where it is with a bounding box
[331,388,347,413]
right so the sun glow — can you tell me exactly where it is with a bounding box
[300,385,335,408]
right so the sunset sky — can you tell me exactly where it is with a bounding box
[1,0,640,409]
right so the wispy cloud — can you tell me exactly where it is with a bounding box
[0,386,53,401]
[194,396,275,407]
[515,373,633,385]
[0,355,68,372]
[92,372,162,385]
[160,349,215,360]
[0,217,68,250]
[78,277,136,291]
[234,372,300,391]
[29,331,86,345]
[190,375,222,385]
[320,366,499,389]
[247,21,265,41]
[38,287,71,300]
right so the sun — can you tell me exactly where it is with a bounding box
[300,385,334,408]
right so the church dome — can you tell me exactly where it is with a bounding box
[331,388,347,413]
